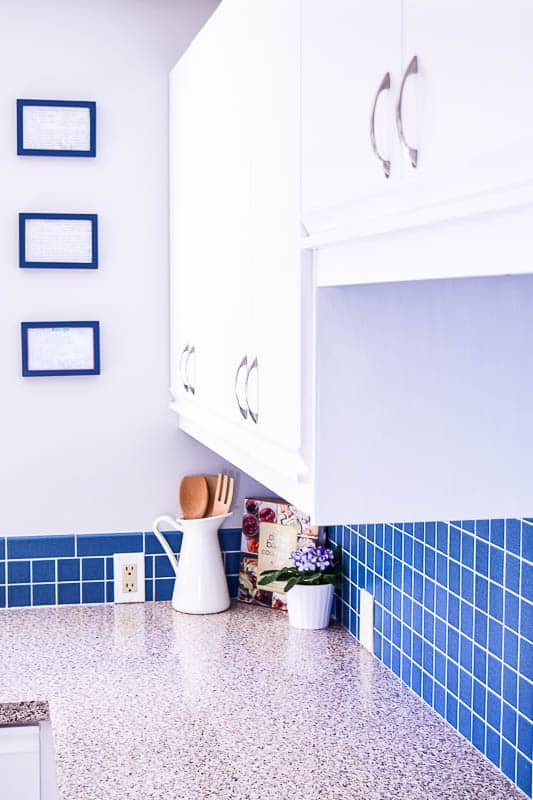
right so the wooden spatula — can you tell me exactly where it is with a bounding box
[207,473,234,517]
[179,475,209,519]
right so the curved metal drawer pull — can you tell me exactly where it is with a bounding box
[396,55,418,168]
[234,355,248,419]
[186,345,195,395]
[244,356,258,424]
[370,72,391,178]
[180,345,190,392]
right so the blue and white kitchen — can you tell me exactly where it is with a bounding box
[0,1,531,798]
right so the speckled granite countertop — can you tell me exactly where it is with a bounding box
[0,603,523,799]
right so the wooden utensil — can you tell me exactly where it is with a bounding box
[179,475,209,519]
[207,473,234,517]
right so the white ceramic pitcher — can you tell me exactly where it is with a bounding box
[152,513,232,614]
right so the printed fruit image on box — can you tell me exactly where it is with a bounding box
[238,498,324,610]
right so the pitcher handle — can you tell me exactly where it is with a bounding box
[152,515,182,578]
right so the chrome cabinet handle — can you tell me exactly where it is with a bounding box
[244,356,258,424]
[234,355,248,419]
[396,55,418,168]
[370,72,391,178]
[186,345,195,395]
[180,345,190,393]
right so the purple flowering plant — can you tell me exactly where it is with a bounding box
[258,545,342,592]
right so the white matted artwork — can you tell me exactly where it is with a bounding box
[21,322,100,376]
[17,100,96,157]
[19,214,98,269]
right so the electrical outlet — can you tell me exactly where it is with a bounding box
[113,553,145,604]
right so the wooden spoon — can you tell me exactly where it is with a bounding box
[179,475,209,520]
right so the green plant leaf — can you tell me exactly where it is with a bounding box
[258,567,297,585]
[283,576,301,592]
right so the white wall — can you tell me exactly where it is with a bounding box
[0,0,266,535]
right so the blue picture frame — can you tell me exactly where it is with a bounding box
[21,321,101,377]
[17,99,96,157]
[19,213,98,270]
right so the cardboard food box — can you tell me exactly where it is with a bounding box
[238,498,324,611]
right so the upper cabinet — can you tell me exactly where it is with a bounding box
[301,0,403,237]
[169,1,533,524]
[301,0,533,262]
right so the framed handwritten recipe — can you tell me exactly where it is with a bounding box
[19,213,98,269]
[21,322,101,376]
[17,99,96,157]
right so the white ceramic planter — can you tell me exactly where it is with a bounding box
[286,583,334,630]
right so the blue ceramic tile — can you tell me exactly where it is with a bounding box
[474,646,487,683]
[474,611,488,648]
[58,559,80,582]
[490,520,505,547]
[518,676,532,718]
[476,541,489,576]
[487,655,502,694]
[77,533,142,557]
[155,578,173,601]
[462,568,474,603]
[0,586,4,608]
[475,575,488,612]
[488,619,503,659]
[447,628,459,662]
[449,561,460,594]
[522,561,533,604]
[33,583,55,606]
[476,520,490,541]
[425,522,436,547]
[521,600,533,644]
[462,533,475,568]
[106,558,114,580]
[489,547,504,585]
[106,581,114,603]
[32,560,55,583]
[8,584,31,607]
[219,529,241,551]
[459,703,472,738]
[506,519,522,555]
[472,714,486,753]
[502,702,517,744]
[155,555,174,578]
[501,739,516,782]
[503,667,518,706]
[505,629,519,672]
[0,538,4,560]
[461,601,473,637]
[8,535,74,560]
[460,669,473,706]
[486,727,501,768]
[506,554,520,593]
[487,692,501,732]
[82,558,105,581]
[447,593,459,628]
[82,582,105,604]
[523,521,533,563]
[58,582,80,605]
[518,714,533,758]
[489,584,503,621]
[446,693,458,728]
[437,522,448,554]
[473,679,486,719]
[505,592,520,632]
[0,562,5,585]
[447,660,459,695]
[8,561,30,584]
[520,639,533,682]
[145,579,153,601]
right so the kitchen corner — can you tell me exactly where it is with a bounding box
[0,602,524,799]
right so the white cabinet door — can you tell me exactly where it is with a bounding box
[301,0,402,236]
[170,3,252,419]
[401,0,533,214]
[247,0,302,451]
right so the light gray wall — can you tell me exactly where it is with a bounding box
[0,0,264,535]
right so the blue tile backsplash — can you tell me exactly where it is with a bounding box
[329,518,532,797]
[0,528,241,610]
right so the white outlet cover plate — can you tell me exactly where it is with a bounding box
[359,588,374,654]
[113,552,145,604]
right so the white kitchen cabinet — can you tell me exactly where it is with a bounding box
[301,0,533,266]
[170,1,533,524]
[301,0,403,237]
